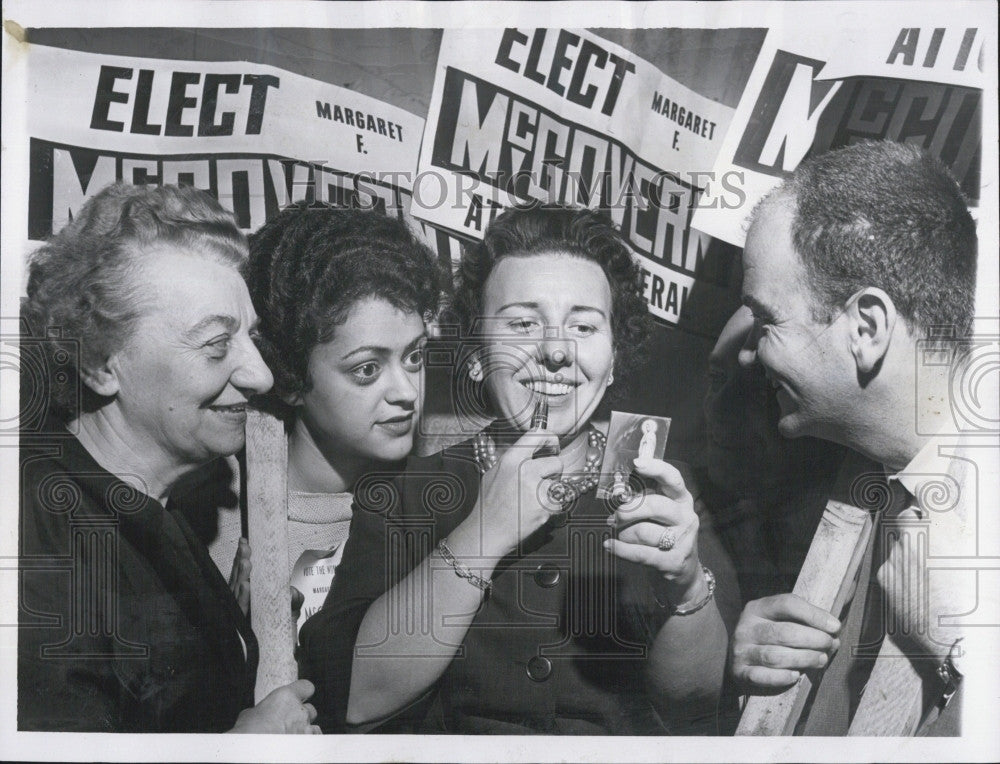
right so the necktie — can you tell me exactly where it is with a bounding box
[847,480,925,735]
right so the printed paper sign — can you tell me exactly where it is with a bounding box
[692,9,985,247]
[411,28,737,325]
[290,545,347,635]
[24,44,432,244]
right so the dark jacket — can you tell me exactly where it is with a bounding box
[299,439,740,734]
[18,425,258,732]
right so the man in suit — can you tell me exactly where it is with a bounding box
[729,140,988,734]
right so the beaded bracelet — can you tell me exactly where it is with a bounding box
[437,537,492,597]
[654,565,716,615]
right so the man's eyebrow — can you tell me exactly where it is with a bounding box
[741,295,772,318]
[185,314,239,339]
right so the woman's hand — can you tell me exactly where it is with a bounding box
[471,429,564,557]
[228,679,322,734]
[228,537,251,616]
[603,457,704,605]
[606,457,731,725]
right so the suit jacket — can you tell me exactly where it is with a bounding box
[801,435,980,736]
[18,425,258,732]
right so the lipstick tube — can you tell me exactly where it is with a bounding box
[530,398,560,457]
[530,398,549,430]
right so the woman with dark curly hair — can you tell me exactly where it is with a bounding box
[300,206,739,734]
[243,204,442,630]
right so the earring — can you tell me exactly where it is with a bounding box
[607,371,615,386]
[468,357,484,382]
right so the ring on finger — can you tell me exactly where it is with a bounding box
[656,527,676,552]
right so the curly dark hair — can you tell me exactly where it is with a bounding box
[23,182,246,421]
[244,205,443,414]
[448,205,652,401]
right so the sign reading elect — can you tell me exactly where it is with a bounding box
[89,65,280,137]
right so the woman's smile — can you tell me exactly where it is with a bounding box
[518,376,579,397]
[205,402,249,423]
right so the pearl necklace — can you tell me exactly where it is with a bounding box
[471,427,607,508]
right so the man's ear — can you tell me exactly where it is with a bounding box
[847,287,897,380]
[79,355,121,397]
[467,353,484,383]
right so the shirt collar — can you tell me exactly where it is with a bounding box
[885,434,953,510]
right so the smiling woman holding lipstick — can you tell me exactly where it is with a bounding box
[243,204,442,634]
[300,206,739,735]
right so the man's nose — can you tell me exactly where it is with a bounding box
[738,344,757,368]
[738,323,761,369]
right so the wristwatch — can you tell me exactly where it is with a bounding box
[935,638,964,708]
